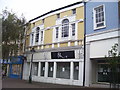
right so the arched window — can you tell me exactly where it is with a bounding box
[62,19,69,37]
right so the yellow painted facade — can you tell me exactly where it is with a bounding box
[25,3,84,50]
[77,22,84,40]
[44,15,56,28]
[54,44,58,48]
[26,36,30,47]
[44,29,53,44]
[60,43,68,47]
[76,6,84,20]
[70,42,75,46]
[60,10,71,18]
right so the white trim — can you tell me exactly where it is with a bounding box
[31,59,84,62]
[86,28,119,37]
[93,4,106,30]
[68,42,71,46]
[30,3,84,23]
[86,28,120,42]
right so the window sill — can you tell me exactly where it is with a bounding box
[94,25,106,31]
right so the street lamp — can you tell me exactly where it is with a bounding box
[29,47,35,83]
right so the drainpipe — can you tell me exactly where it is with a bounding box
[83,0,86,87]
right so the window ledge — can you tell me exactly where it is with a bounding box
[94,25,106,31]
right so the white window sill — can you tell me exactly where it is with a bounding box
[94,25,106,31]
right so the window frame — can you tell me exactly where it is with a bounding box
[35,27,40,43]
[71,23,75,36]
[57,13,60,19]
[56,27,59,39]
[41,31,43,42]
[93,4,106,30]
[72,8,76,15]
[62,19,69,38]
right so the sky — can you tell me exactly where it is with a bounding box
[0,0,82,21]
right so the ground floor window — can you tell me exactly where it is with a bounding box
[98,64,110,82]
[32,62,38,76]
[56,62,70,79]
[12,64,22,75]
[48,62,54,77]
[97,62,120,83]
[73,62,79,80]
[41,62,45,76]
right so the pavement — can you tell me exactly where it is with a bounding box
[2,77,85,88]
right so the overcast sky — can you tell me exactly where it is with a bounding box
[0,0,82,21]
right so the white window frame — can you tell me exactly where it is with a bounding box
[30,33,34,46]
[93,4,106,30]
[40,30,44,43]
[62,19,69,38]
[71,23,75,36]
[56,27,59,39]
[35,27,40,43]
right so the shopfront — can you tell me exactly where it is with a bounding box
[23,49,84,86]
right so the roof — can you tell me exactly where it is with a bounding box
[29,1,83,23]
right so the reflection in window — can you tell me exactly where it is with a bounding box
[71,23,75,36]
[62,19,69,37]
[56,62,70,79]
[73,62,79,80]
[32,62,38,76]
[48,62,54,77]
[94,5,105,29]
[41,62,45,76]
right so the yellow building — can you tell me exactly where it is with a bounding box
[23,1,85,86]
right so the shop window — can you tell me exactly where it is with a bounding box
[32,62,38,76]
[56,62,70,79]
[41,62,45,76]
[73,62,79,80]
[98,64,110,82]
[48,62,54,77]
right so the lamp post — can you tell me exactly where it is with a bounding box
[29,47,35,83]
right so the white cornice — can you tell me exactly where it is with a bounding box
[30,3,84,23]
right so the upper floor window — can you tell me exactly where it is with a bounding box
[41,31,43,41]
[56,27,59,38]
[72,9,76,14]
[57,13,60,19]
[33,23,35,27]
[62,19,69,37]
[31,33,34,45]
[35,27,40,42]
[71,23,75,36]
[93,5,106,30]
[42,19,44,24]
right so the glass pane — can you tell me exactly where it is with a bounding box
[56,62,70,79]
[32,62,38,76]
[98,64,110,82]
[41,62,45,76]
[73,62,79,80]
[48,62,54,77]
